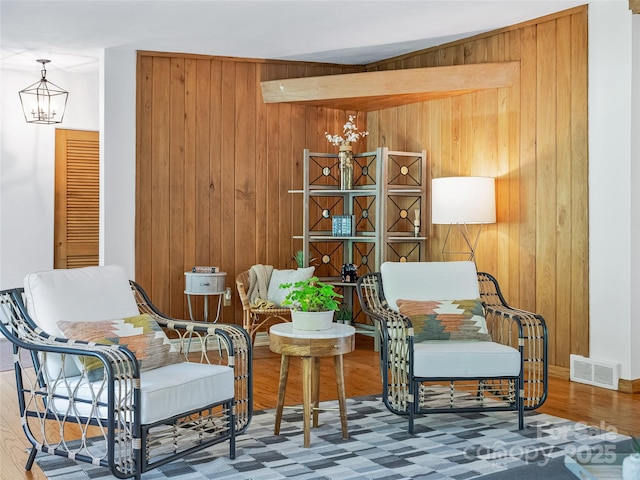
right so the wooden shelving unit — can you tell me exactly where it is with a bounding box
[290,147,428,344]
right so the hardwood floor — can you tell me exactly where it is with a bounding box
[1,336,638,480]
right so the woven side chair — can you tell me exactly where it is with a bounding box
[236,270,291,345]
[0,265,252,480]
[356,261,547,434]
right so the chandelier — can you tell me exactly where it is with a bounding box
[18,59,68,124]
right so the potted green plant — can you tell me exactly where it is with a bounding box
[279,276,342,330]
[292,250,316,268]
[292,250,305,268]
[336,303,353,325]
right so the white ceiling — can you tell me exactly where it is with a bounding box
[1,0,586,74]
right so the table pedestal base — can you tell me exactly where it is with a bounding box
[274,354,349,448]
[269,323,355,448]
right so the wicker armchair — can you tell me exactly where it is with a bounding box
[356,261,547,433]
[0,265,252,479]
[236,269,291,345]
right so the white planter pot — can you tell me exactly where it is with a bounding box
[623,454,640,480]
[291,310,334,331]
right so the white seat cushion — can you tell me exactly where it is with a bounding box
[139,363,234,424]
[380,261,480,312]
[413,341,521,378]
[52,362,234,425]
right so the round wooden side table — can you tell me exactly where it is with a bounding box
[269,322,355,448]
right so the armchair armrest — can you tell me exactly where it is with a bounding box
[478,272,548,409]
[130,281,253,433]
[356,273,414,414]
[0,288,141,469]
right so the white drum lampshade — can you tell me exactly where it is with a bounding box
[432,176,496,225]
[431,176,496,262]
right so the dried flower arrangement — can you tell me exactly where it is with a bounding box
[325,115,369,146]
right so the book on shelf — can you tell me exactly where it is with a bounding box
[332,215,354,237]
[192,266,219,273]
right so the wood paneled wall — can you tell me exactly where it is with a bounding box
[136,6,588,369]
[136,54,363,328]
[364,6,589,368]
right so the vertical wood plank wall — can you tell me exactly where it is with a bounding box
[364,6,589,368]
[136,6,588,369]
[136,54,363,329]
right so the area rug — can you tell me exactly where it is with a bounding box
[0,338,33,371]
[35,395,630,480]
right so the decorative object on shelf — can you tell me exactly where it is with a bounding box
[432,176,496,263]
[338,143,354,190]
[332,215,354,237]
[623,436,640,480]
[414,209,420,237]
[341,263,358,283]
[192,265,219,273]
[280,276,343,330]
[18,59,68,125]
[325,115,369,190]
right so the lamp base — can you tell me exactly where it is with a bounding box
[440,223,486,263]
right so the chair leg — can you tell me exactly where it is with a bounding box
[408,384,416,434]
[230,402,236,460]
[518,379,524,430]
[408,409,415,434]
[25,447,37,471]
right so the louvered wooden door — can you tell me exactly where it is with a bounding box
[54,129,100,269]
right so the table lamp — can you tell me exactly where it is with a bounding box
[431,176,496,262]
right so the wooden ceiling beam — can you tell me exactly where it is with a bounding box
[260,62,520,111]
[631,0,640,14]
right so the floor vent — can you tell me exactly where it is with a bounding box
[570,354,620,390]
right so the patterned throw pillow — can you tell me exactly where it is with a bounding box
[57,313,183,381]
[396,299,492,342]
